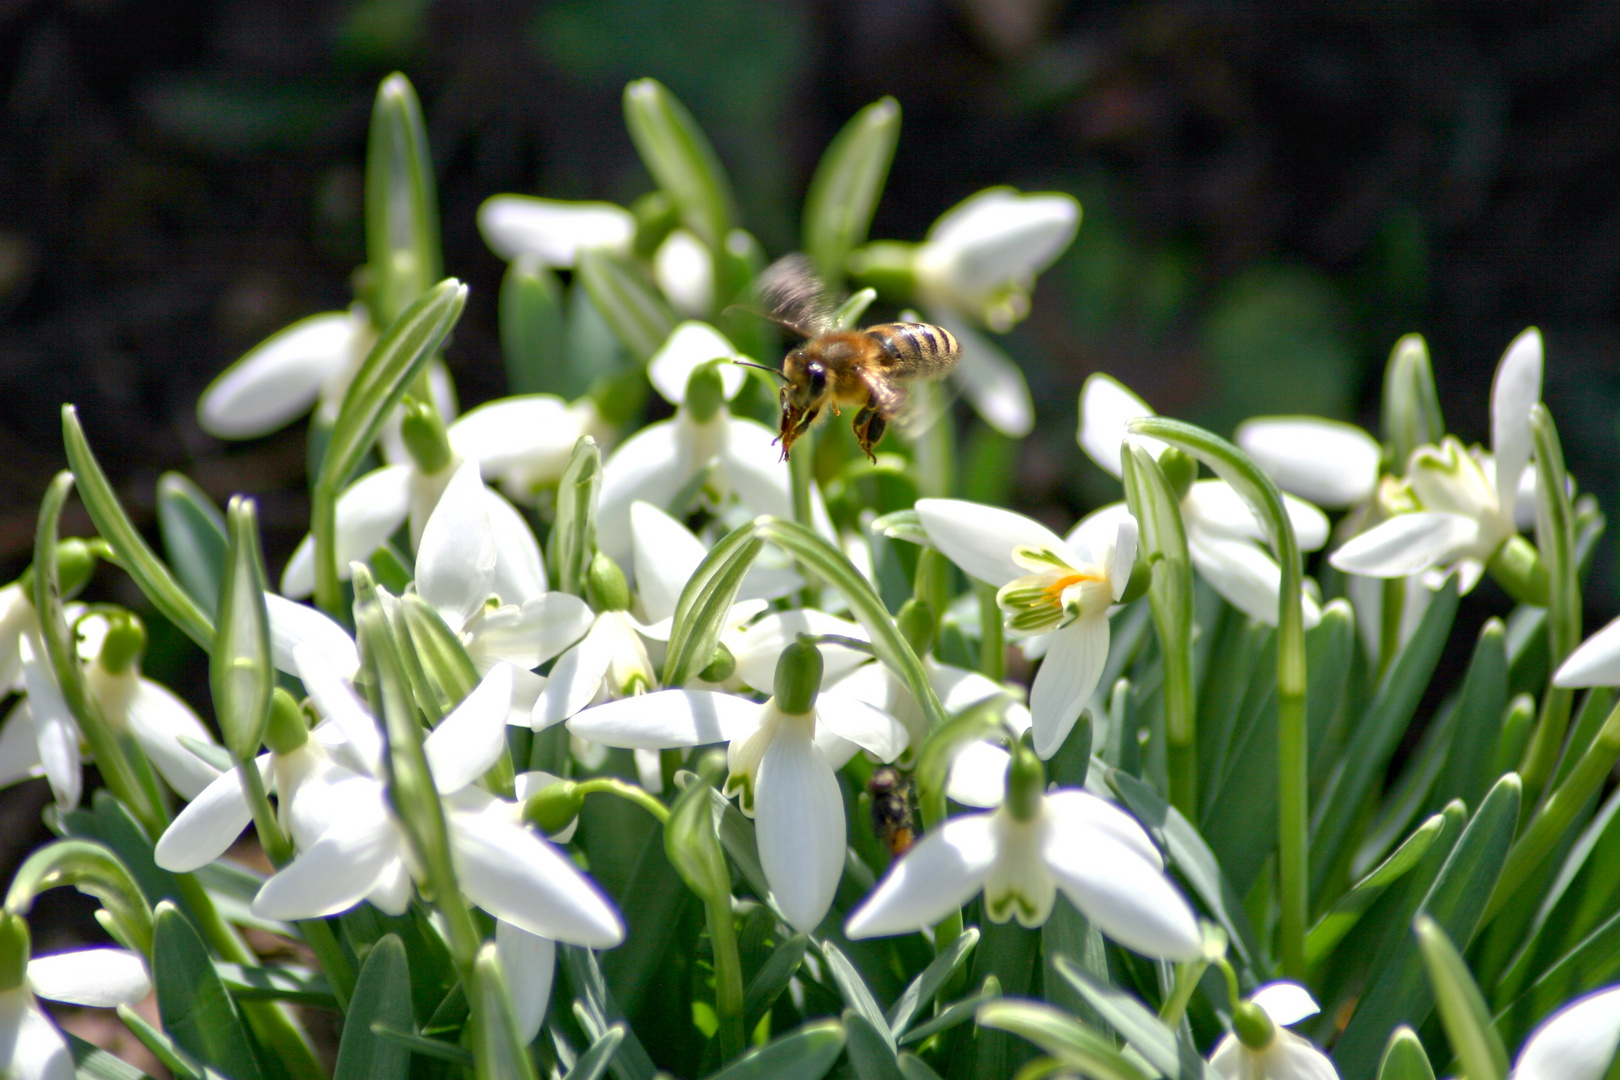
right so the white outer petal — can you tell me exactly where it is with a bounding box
[923,189,1079,293]
[1183,481,1331,553]
[417,460,497,632]
[654,231,716,320]
[846,813,999,938]
[648,322,745,406]
[280,464,412,597]
[754,725,846,932]
[154,757,268,871]
[815,694,910,762]
[1514,984,1620,1080]
[467,594,593,672]
[1492,327,1543,519]
[567,690,762,749]
[1029,615,1108,759]
[0,700,43,788]
[931,311,1033,437]
[477,196,634,266]
[1250,981,1321,1027]
[27,949,150,1007]
[530,629,613,728]
[1235,416,1381,508]
[496,920,555,1045]
[295,644,383,776]
[916,499,1072,588]
[1329,512,1479,578]
[266,594,358,680]
[1079,373,1157,478]
[631,501,709,625]
[198,312,356,438]
[1064,502,1136,567]
[126,680,221,799]
[424,664,516,793]
[1189,533,1321,630]
[1268,1031,1340,1080]
[718,415,795,519]
[1555,615,1620,688]
[946,741,1011,808]
[484,489,548,605]
[447,394,575,478]
[1041,790,1164,869]
[0,990,73,1080]
[596,421,691,573]
[730,610,870,693]
[252,813,403,920]
[1041,814,1201,960]
[19,636,79,811]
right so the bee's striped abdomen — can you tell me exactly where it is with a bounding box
[865,322,961,378]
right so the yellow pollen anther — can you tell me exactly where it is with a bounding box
[1043,570,1101,607]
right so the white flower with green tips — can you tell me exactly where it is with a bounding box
[1208,982,1338,1080]
[916,497,1136,759]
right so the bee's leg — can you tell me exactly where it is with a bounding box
[852,405,886,461]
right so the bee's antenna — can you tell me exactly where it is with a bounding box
[730,359,786,381]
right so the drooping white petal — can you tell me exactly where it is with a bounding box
[424,665,516,794]
[754,725,846,932]
[466,594,593,673]
[815,694,910,762]
[251,813,402,920]
[448,801,623,947]
[654,231,716,319]
[265,594,359,680]
[1064,503,1136,569]
[930,311,1033,437]
[1107,516,1139,601]
[1079,374,1158,479]
[1235,416,1382,508]
[1042,790,1163,869]
[20,636,79,811]
[1268,1032,1341,1080]
[649,322,746,406]
[945,741,1011,808]
[1041,819,1201,960]
[922,189,1079,297]
[417,461,498,633]
[1029,614,1109,760]
[295,644,383,776]
[1329,512,1479,578]
[1555,615,1620,688]
[1250,982,1321,1027]
[27,949,150,1007]
[530,627,614,729]
[126,680,221,800]
[916,499,1072,588]
[199,311,358,439]
[718,415,796,519]
[1,990,73,1080]
[281,464,413,597]
[1189,534,1321,630]
[846,813,1000,938]
[153,757,269,872]
[730,611,871,693]
[566,690,762,749]
[1513,984,1620,1080]
[1183,481,1330,553]
[1491,327,1543,520]
[596,421,691,573]
[478,197,634,266]
[0,701,42,789]
[496,920,555,1045]
[631,501,709,625]
[447,394,575,480]
[484,490,548,606]
[1206,1034,1245,1078]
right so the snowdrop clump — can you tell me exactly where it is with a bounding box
[1,71,1616,1080]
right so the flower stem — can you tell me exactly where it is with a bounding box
[1378,577,1405,681]
[238,761,293,867]
[312,480,343,620]
[576,778,671,823]
[1159,954,1210,1029]
[704,893,746,1061]
[976,581,1004,683]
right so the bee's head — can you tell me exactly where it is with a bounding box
[782,349,830,415]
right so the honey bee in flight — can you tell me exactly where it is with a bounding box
[740,254,961,461]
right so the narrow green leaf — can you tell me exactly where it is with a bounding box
[1437,618,1510,813]
[564,1026,625,1080]
[820,940,895,1054]
[832,287,878,330]
[1308,811,1445,966]
[803,97,900,291]
[152,901,265,1080]
[869,509,929,547]
[1377,1026,1435,1080]
[623,78,735,249]
[662,525,763,688]
[216,962,337,1007]
[369,1025,475,1067]
[400,592,480,717]
[214,497,274,762]
[334,933,411,1080]
[887,925,978,1035]
[576,247,676,362]
[500,255,569,396]
[472,942,540,1080]
[1416,916,1509,1080]
[548,436,602,598]
[111,1006,202,1080]
[1305,598,1355,781]
[705,1020,845,1080]
[710,788,771,902]
[558,944,658,1080]
[975,1000,1152,1080]
[366,72,442,328]
[61,408,215,649]
[897,980,1000,1045]
[4,839,153,957]
[69,1032,160,1080]
[896,1053,946,1080]
[845,1009,905,1080]
[744,933,808,1031]
[1055,958,1221,1080]
[156,472,227,617]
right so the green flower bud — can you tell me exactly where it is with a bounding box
[400,398,452,475]
[584,553,630,612]
[17,538,97,601]
[524,780,585,836]
[1232,999,1276,1051]
[848,241,919,300]
[698,641,736,684]
[1488,535,1550,607]
[1158,447,1197,502]
[774,638,823,716]
[263,688,309,755]
[1005,734,1046,822]
[1382,333,1445,473]
[97,612,146,676]
[684,361,727,424]
[665,750,730,901]
[897,598,935,656]
[0,913,28,992]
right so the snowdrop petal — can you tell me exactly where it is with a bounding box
[484,490,548,605]
[1270,1033,1341,1080]
[496,921,555,1045]
[1042,790,1163,870]
[1042,823,1200,960]
[1079,374,1159,478]
[1236,416,1381,508]
[1514,984,1620,1080]
[649,322,745,406]
[926,189,1080,292]
[27,949,150,1007]
[1206,1034,1244,1078]
[478,197,634,266]
[295,644,383,776]
[654,231,716,320]
[281,464,413,598]
[1492,327,1543,520]
[946,741,1011,808]
[5,992,73,1080]
[531,631,614,728]
[1555,615,1620,688]
[1189,534,1321,630]
[719,416,796,519]
[567,690,762,749]
[126,680,221,799]
[0,701,42,788]
[448,394,575,479]
[1329,512,1479,578]
[154,757,269,872]
[597,421,690,573]
[816,694,910,762]
[631,501,709,625]
[199,311,357,439]
[468,594,593,673]
[846,814,999,938]
[1250,982,1321,1026]
[932,311,1033,437]
[931,664,1011,715]
[755,727,846,932]
[1184,482,1330,553]
[449,808,623,947]
[20,637,79,811]
[252,815,402,920]
[1108,516,1139,601]
[1029,615,1108,760]
[731,611,870,693]
[424,664,516,794]
[266,594,358,680]
[917,499,1071,588]
[1064,502,1136,567]
[418,461,498,632]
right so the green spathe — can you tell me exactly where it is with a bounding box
[774,638,824,716]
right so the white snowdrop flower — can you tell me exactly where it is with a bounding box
[916,498,1137,760]
[198,306,374,440]
[1079,374,1327,628]
[477,196,635,267]
[1208,982,1339,1080]
[1331,328,1543,594]
[1511,984,1620,1080]
[1235,416,1383,509]
[0,939,152,1080]
[568,641,908,932]
[530,551,657,731]
[654,229,714,318]
[846,740,1200,960]
[0,582,40,692]
[628,501,797,641]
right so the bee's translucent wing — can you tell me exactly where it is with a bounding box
[756,253,837,338]
[890,371,964,441]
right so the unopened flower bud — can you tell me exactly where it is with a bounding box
[18,538,97,601]
[400,398,452,475]
[897,599,935,657]
[1232,999,1276,1051]
[1158,447,1197,502]
[524,780,584,836]
[1005,734,1045,822]
[0,913,28,992]
[98,612,146,676]
[683,361,727,424]
[263,688,309,755]
[585,553,630,612]
[699,641,736,684]
[774,638,823,716]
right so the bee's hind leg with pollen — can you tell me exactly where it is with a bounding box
[851,403,886,461]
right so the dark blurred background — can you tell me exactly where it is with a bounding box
[1,0,1619,995]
